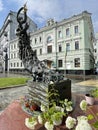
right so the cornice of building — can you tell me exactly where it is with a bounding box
[31,10,92,36]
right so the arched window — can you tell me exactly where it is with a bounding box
[47,36,52,43]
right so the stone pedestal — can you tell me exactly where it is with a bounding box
[28,80,48,105]
[28,79,71,106]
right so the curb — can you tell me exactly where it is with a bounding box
[0,84,27,90]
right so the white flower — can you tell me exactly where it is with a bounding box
[77,116,88,122]
[38,115,43,124]
[80,100,87,111]
[40,104,46,112]
[55,106,64,112]
[66,106,73,112]
[66,116,76,129]
[76,116,92,130]
[64,99,68,105]
[44,121,54,130]
[25,117,37,130]
[53,119,62,126]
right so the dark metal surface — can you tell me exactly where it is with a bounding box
[16,5,64,83]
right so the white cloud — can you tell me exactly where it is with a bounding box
[10,0,98,31]
[11,0,71,25]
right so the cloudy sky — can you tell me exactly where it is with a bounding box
[0,0,98,33]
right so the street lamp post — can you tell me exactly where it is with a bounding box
[3,32,9,73]
[4,47,8,72]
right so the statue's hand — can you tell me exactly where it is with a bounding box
[23,4,27,12]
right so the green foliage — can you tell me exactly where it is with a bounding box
[29,117,34,122]
[47,83,60,106]
[91,88,98,97]
[51,111,64,121]
[40,82,72,124]
[87,114,94,120]
[92,121,98,128]
[42,103,65,124]
[88,112,98,129]
[0,77,30,88]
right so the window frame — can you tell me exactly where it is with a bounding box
[66,28,70,36]
[66,43,70,52]
[58,59,63,67]
[74,58,80,67]
[58,30,62,38]
[47,36,52,43]
[75,41,79,50]
[58,44,62,52]
[47,45,52,53]
[74,25,79,34]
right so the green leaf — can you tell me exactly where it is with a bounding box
[92,121,98,128]
[29,117,33,122]
[87,114,94,120]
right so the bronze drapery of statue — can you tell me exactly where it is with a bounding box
[16,5,64,83]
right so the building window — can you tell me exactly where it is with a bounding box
[58,30,62,38]
[40,48,42,55]
[75,41,79,50]
[34,50,37,55]
[21,62,22,67]
[35,38,37,44]
[74,25,78,34]
[11,54,13,59]
[47,45,52,53]
[17,62,19,67]
[74,58,80,67]
[14,44,16,49]
[14,62,15,67]
[94,49,97,53]
[94,43,96,46]
[14,53,16,58]
[66,43,70,51]
[66,28,70,36]
[47,36,52,43]
[40,37,42,42]
[11,45,13,50]
[59,45,62,52]
[10,63,12,67]
[58,59,63,67]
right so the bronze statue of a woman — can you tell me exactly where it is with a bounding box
[16,5,64,83]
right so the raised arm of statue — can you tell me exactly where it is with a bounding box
[17,5,27,29]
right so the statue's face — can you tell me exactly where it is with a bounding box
[19,17,23,21]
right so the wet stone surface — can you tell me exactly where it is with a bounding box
[0,86,28,112]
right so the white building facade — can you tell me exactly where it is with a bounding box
[0,11,95,75]
[94,33,98,69]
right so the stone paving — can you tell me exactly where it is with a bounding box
[0,73,98,112]
[71,80,96,94]
[0,86,28,112]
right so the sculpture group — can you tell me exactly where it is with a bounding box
[16,5,64,83]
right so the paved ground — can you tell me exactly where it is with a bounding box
[0,86,28,112]
[0,73,98,112]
